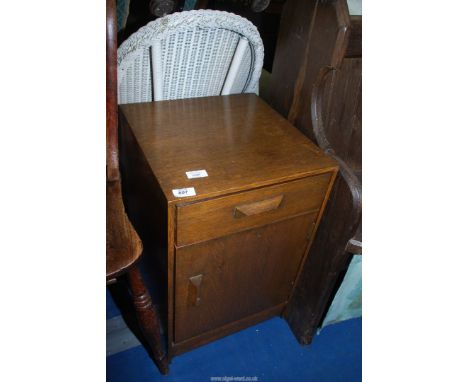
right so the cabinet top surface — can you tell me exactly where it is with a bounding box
[120,94,337,203]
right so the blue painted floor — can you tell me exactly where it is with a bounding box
[107,316,361,382]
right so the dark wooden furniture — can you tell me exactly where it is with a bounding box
[268,0,361,344]
[119,93,338,364]
[268,0,350,141]
[107,0,168,374]
[207,0,285,71]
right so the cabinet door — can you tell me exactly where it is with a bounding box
[174,213,315,343]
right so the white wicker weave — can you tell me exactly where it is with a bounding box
[117,10,264,104]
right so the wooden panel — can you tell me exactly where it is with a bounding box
[172,302,286,356]
[174,213,315,342]
[119,94,337,203]
[176,173,330,246]
[268,0,318,118]
[285,163,361,344]
[346,16,362,58]
[321,57,362,173]
[119,114,169,323]
[268,0,350,141]
[284,2,362,345]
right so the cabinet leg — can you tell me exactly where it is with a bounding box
[127,266,169,375]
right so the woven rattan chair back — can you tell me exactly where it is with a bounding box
[117,10,264,104]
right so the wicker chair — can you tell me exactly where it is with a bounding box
[117,10,264,104]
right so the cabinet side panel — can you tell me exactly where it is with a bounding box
[119,111,169,339]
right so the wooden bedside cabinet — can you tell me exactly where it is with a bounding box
[119,94,338,363]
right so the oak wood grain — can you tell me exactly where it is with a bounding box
[176,173,329,246]
[234,194,283,217]
[119,93,339,359]
[174,213,315,342]
[171,302,286,356]
[119,94,337,204]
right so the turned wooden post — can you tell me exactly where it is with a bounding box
[127,267,169,374]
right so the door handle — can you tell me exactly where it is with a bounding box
[188,274,203,306]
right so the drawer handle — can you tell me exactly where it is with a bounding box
[188,274,203,306]
[234,195,284,218]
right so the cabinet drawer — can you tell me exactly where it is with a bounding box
[176,173,331,246]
